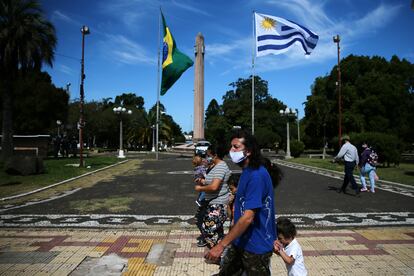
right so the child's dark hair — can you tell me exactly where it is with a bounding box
[277,217,297,239]
[228,173,241,187]
[207,143,227,160]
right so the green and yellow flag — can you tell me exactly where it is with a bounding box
[160,12,193,95]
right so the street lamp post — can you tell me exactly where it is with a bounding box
[151,125,155,152]
[322,122,327,159]
[79,25,90,167]
[113,106,132,158]
[56,120,62,137]
[333,34,342,148]
[66,83,71,96]
[280,107,297,159]
[295,108,300,141]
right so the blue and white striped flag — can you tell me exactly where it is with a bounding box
[255,12,319,57]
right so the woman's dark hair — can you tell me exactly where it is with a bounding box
[231,129,283,187]
[263,157,283,188]
[277,217,297,239]
[207,143,227,160]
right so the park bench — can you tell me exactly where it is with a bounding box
[308,154,330,159]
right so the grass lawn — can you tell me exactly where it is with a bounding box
[0,155,119,198]
[286,158,414,186]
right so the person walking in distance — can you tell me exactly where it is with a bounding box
[359,143,378,193]
[334,135,360,195]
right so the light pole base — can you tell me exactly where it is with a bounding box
[117,149,126,158]
[151,147,155,152]
[285,155,293,159]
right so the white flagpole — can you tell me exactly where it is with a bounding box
[252,11,255,135]
[156,9,161,160]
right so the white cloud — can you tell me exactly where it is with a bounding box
[101,34,156,65]
[97,1,156,31]
[348,3,402,37]
[51,10,80,26]
[207,40,246,58]
[171,0,211,17]
[264,0,335,30]
[58,64,77,75]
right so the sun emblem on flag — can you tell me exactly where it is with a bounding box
[261,17,276,30]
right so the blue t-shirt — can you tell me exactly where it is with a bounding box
[233,165,276,254]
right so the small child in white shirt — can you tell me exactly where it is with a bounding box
[273,217,307,276]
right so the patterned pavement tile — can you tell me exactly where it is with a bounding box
[0,227,412,275]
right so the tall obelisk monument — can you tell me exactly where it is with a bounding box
[193,33,205,142]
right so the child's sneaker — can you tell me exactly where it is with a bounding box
[197,239,207,247]
[360,188,368,192]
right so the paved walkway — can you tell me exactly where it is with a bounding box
[0,226,413,275]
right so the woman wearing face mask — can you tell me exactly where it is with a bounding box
[195,144,231,249]
[206,129,281,276]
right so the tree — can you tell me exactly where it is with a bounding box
[303,55,414,150]
[114,93,144,109]
[205,76,286,148]
[11,71,69,134]
[205,99,229,145]
[0,0,56,160]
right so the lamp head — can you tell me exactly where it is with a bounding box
[333,34,340,43]
[81,25,90,35]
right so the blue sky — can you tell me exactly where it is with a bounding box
[41,0,414,133]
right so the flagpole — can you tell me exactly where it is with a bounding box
[156,8,161,160]
[251,11,255,135]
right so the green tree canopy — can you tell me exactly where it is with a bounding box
[11,71,69,134]
[205,76,286,148]
[303,55,414,150]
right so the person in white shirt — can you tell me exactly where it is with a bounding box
[273,218,307,276]
[333,135,360,195]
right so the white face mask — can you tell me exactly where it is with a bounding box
[229,150,246,164]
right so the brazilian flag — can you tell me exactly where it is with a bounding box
[160,12,194,95]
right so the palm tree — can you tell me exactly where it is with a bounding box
[0,0,56,160]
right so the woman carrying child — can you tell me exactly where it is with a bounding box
[195,144,231,248]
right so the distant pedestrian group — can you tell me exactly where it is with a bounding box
[53,135,78,158]
[334,135,380,196]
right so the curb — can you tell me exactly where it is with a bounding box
[0,159,130,202]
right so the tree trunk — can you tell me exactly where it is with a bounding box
[1,81,14,161]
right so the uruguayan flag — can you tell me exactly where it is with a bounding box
[255,13,319,57]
